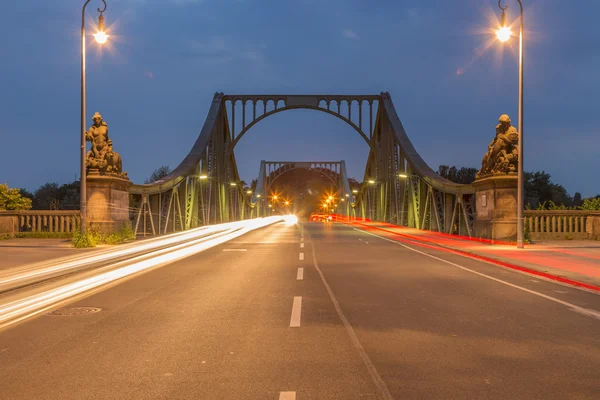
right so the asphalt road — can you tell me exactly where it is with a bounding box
[0,222,599,399]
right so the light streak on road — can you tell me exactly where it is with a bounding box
[0,218,285,292]
[0,216,284,330]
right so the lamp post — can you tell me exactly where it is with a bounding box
[495,0,524,248]
[81,0,109,234]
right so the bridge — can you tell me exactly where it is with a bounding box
[129,92,476,237]
[1,92,600,399]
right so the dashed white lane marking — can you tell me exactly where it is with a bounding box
[300,243,304,248]
[279,391,296,400]
[222,249,247,252]
[299,253,304,261]
[307,234,394,400]
[289,297,302,327]
[355,228,600,321]
[297,268,304,280]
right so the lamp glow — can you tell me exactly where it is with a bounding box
[199,175,208,180]
[93,31,109,44]
[496,26,512,42]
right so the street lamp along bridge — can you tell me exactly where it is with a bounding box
[129,92,478,237]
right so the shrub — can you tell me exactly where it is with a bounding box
[72,231,97,248]
[73,224,135,248]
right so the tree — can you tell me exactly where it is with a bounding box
[145,165,171,184]
[250,179,258,192]
[0,184,32,210]
[348,178,361,191]
[32,183,60,210]
[573,192,583,208]
[19,188,34,200]
[524,171,571,209]
[437,165,477,184]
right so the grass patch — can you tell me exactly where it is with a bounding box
[14,232,73,239]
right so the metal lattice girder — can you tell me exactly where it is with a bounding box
[129,91,477,236]
[185,176,198,230]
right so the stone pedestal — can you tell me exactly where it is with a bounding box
[473,175,518,242]
[86,173,132,233]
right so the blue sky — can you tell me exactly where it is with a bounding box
[1,0,598,196]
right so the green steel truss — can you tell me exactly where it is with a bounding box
[130,92,475,236]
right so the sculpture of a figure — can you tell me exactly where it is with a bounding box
[476,114,520,179]
[86,112,109,167]
[105,139,126,177]
[85,112,127,177]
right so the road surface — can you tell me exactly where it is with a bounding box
[0,222,599,399]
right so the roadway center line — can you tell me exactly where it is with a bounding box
[279,391,296,400]
[299,253,304,261]
[307,234,395,400]
[290,296,302,327]
[355,228,600,321]
[297,268,304,280]
[222,249,247,252]
[300,243,304,248]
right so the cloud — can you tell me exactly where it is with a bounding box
[342,29,358,40]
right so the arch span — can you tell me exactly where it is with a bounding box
[129,92,476,237]
[230,106,372,149]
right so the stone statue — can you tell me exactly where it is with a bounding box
[85,112,127,177]
[476,114,519,179]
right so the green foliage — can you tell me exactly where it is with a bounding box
[523,224,531,244]
[74,224,135,248]
[524,171,571,209]
[536,197,600,211]
[15,232,73,239]
[0,183,33,210]
[145,165,172,184]
[581,197,600,211]
[72,231,97,248]
[437,165,478,184]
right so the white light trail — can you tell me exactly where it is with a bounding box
[0,218,280,292]
[0,216,284,329]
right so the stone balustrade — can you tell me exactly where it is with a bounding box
[524,210,600,240]
[0,210,81,236]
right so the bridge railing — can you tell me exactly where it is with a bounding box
[0,210,81,235]
[524,210,600,240]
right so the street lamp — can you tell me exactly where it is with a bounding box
[199,174,208,180]
[81,0,109,234]
[496,0,525,248]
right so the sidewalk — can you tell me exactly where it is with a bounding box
[348,220,600,292]
[0,239,96,273]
